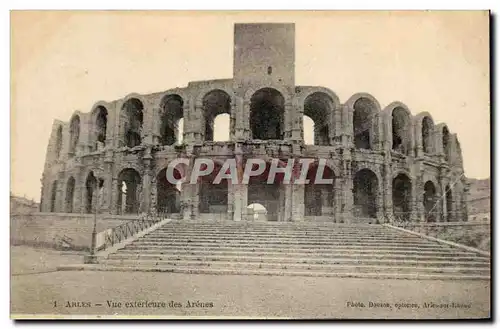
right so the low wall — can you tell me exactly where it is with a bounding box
[396,222,491,252]
[10,213,132,251]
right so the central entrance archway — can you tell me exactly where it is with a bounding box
[246,161,284,221]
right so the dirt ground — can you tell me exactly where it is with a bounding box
[10,246,491,319]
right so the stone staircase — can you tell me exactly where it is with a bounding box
[99,221,490,280]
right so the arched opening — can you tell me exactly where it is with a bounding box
[50,180,58,212]
[213,113,230,141]
[247,203,268,221]
[199,162,228,214]
[250,88,285,140]
[65,176,75,213]
[156,167,182,214]
[304,163,335,218]
[160,94,184,145]
[442,126,451,162]
[121,98,144,148]
[423,181,438,222]
[92,106,108,151]
[85,171,98,214]
[422,116,434,154]
[445,184,453,221]
[304,92,333,146]
[68,115,80,157]
[353,98,376,150]
[353,169,378,219]
[203,90,231,142]
[117,168,142,215]
[392,173,412,221]
[303,115,314,145]
[246,161,284,221]
[54,125,62,159]
[391,107,411,155]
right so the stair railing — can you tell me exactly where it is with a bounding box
[102,212,165,250]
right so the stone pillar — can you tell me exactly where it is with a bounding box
[414,120,423,158]
[333,179,342,222]
[340,160,353,223]
[376,175,385,224]
[55,172,64,212]
[181,153,200,220]
[232,95,244,140]
[73,161,85,214]
[341,104,353,147]
[141,148,153,214]
[242,100,251,140]
[232,151,247,221]
[382,165,393,223]
[100,159,114,214]
[290,97,302,142]
[291,184,305,222]
[283,183,293,221]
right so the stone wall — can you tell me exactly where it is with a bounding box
[10,213,130,251]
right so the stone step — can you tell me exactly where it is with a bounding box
[106,253,490,267]
[116,246,482,258]
[146,231,418,238]
[125,240,446,249]
[151,229,407,236]
[59,264,490,280]
[155,227,393,233]
[138,235,436,244]
[110,250,489,262]
[122,243,461,254]
[102,259,490,275]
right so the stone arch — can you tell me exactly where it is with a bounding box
[90,104,108,151]
[423,180,438,222]
[303,92,335,146]
[249,87,285,140]
[440,124,452,162]
[417,113,435,154]
[384,102,413,156]
[50,180,58,212]
[201,89,231,142]
[347,93,381,150]
[244,159,286,222]
[54,125,63,159]
[296,87,340,107]
[64,176,76,213]
[159,94,184,145]
[84,171,98,214]
[353,168,379,219]
[392,173,412,221]
[156,166,182,214]
[117,168,142,214]
[68,114,81,157]
[120,97,144,148]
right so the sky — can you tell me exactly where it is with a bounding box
[11,11,490,201]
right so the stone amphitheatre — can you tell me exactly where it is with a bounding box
[37,23,488,280]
